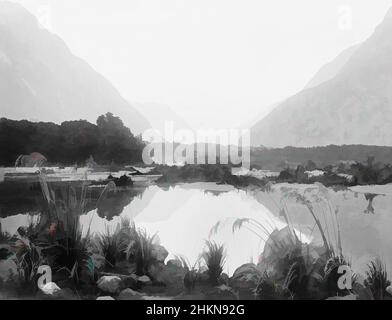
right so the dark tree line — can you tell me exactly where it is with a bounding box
[0,113,145,166]
[251,145,392,171]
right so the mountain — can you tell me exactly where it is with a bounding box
[251,8,392,147]
[305,44,360,90]
[132,102,191,133]
[0,1,150,134]
[241,102,280,129]
[245,44,359,130]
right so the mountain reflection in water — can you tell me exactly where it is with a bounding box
[0,182,391,276]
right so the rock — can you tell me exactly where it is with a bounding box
[98,272,138,290]
[149,262,187,296]
[118,288,143,300]
[230,263,260,289]
[205,285,238,300]
[141,295,173,300]
[138,275,152,286]
[151,244,169,263]
[97,296,115,300]
[261,227,297,262]
[326,294,357,300]
[97,276,122,294]
[40,282,61,295]
[167,259,183,268]
[386,286,392,296]
[230,263,261,300]
[121,274,138,290]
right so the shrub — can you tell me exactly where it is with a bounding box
[256,271,292,300]
[44,216,92,284]
[364,258,391,300]
[125,228,157,276]
[14,237,43,288]
[97,225,127,270]
[38,174,95,284]
[175,254,201,292]
[202,241,225,286]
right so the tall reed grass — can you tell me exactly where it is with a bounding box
[202,241,226,286]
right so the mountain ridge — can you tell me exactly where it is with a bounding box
[0,1,150,134]
[251,7,392,147]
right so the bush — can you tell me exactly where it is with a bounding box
[364,258,391,300]
[125,228,157,276]
[202,241,226,286]
[38,174,95,284]
[14,237,43,288]
[97,225,127,270]
[44,216,92,284]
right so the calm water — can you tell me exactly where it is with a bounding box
[1,182,391,276]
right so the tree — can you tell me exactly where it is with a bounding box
[96,113,144,163]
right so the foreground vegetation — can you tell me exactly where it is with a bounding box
[0,176,390,300]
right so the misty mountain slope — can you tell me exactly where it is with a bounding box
[0,1,150,134]
[132,102,191,133]
[245,44,359,130]
[251,8,392,147]
[305,44,360,89]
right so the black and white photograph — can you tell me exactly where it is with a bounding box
[0,0,392,305]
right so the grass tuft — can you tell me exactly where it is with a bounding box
[202,241,226,286]
[364,258,391,300]
[97,225,127,270]
[125,227,157,276]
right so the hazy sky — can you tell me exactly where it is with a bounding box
[9,0,392,128]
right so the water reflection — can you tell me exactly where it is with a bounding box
[81,183,286,275]
[251,183,392,276]
[1,181,391,276]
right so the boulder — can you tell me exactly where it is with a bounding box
[118,288,143,300]
[230,264,260,289]
[97,276,122,294]
[326,294,357,300]
[230,263,261,300]
[137,275,152,286]
[97,296,115,300]
[205,285,238,300]
[151,244,169,263]
[98,272,138,290]
[261,227,297,263]
[121,274,138,290]
[167,259,183,268]
[149,262,187,296]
